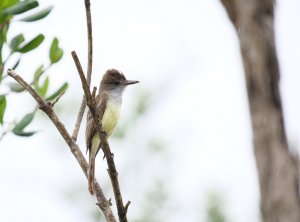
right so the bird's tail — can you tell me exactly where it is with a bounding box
[88,152,96,195]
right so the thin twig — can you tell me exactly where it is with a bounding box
[71,52,97,117]
[85,0,93,82]
[71,51,129,222]
[50,89,66,107]
[7,69,116,222]
[71,98,86,141]
[71,0,93,142]
[124,201,131,214]
[92,87,97,99]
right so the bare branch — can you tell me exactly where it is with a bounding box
[71,52,96,110]
[101,139,129,222]
[71,98,86,141]
[7,69,116,222]
[71,51,130,222]
[220,1,300,221]
[71,0,93,142]
[85,0,93,83]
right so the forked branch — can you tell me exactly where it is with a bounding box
[72,0,93,142]
[71,51,130,222]
[7,69,116,222]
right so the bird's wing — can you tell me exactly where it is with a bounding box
[85,92,108,154]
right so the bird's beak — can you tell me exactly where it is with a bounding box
[124,80,139,85]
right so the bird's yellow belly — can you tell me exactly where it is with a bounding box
[101,100,121,137]
[90,100,121,156]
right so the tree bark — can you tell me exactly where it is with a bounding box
[220,1,300,221]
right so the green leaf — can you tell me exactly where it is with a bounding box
[0,0,19,10]
[0,95,6,125]
[0,0,19,23]
[17,34,44,53]
[46,82,68,101]
[0,23,9,45]
[12,111,37,137]
[13,131,36,137]
[2,0,38,15]
[12,57,21,70]
[33,64,44,91]
[39,76,49,97]
[33,64,44,80]
[49,38,63,64]
[12,112,35,133]
[33,65,48,97]
[0,24,9,65]
[8,82,24,92]
[10,33,24,52]
[19,6,53,22]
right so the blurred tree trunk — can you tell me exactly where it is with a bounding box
[220,0,300,222]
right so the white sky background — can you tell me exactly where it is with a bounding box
[0,0,300,222]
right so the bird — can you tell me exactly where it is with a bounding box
[86,69,139,195]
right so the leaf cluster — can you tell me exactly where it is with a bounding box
[0,0,67,138]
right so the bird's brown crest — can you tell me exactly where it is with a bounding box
[101,69,125,84]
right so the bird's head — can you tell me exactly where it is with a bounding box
[100,69,139,93]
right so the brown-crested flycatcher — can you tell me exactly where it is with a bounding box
[86,69,139,195]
